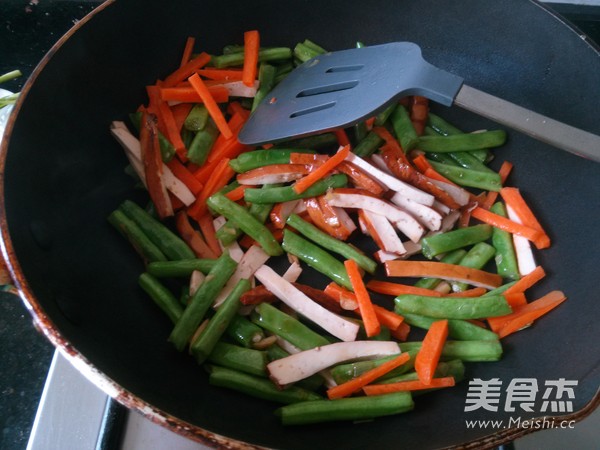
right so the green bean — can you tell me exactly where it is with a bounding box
[427,113,491,162]
[483,281,518,297]
[399,340,503,362]
[417,130,506,152]
[286,214,377,274]
[229,149,314,173]
[420,225,493,259]
[208,365,322,404]
[251,303,329,350]
[354,121,368,143]
[302,39,327,54]
[490,202,520,280]
[207,193,283,256]
[391,104,418,151]
[169,253,237,351]
[425,151,458,166]
[183,104,209,132]
[252,63,276,112]
[282,229,351,289]
[394,294,511,320]
[330,350,418,385]
[187,120,218,165]
[451,242,496,292]
[275,392,414,425]
[227,315,265,348]
[211,48,292,68]
[191,279,251,363]
[119,200,195,260]
[0,69,22,84]
[448,151,496,173]
[428,161,502,191]
[107,209,167,263]
[138,273,183,324]
[374,102,396,126]
[379,359,465,386]
[401,313,498,341]
[414,249,467,289]
[353,131,384,158]
[146,259,216,278]
[293,39,326,63]
[206,342,268,377]
[129,112,175,162]
[273,133,337,150]
[244,174,348,204]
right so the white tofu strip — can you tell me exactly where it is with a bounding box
[282,260,303,283]
[361,210,406,254]
[345,153,434,206]
[213,216,245,263]
[325,192,425,243]
[219,80,259,97]
[275,337,338,388]
[333,206,357,234]
[506,205,537,276]
[189,270,206,297]
[391,192,443,231]
[254,266,359,342]
[267,341,400,385]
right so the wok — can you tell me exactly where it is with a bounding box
[1,0,599,448]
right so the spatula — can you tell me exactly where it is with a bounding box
[238,42,600,162]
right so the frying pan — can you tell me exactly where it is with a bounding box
[1,0,599,448]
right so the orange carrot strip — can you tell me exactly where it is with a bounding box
[504,265,546,295]
[224,185,248,202]
[389,322,411,341]
[366,280,443,298]
[481,161,513,210]
[196,213,222,257]
[159,86,230,104]
[197,68,244,81]
[206,113,248,163]
[179,37,196,67]
[170,103,193,132]
[471,206,543,245]
[415,319,448,385]
[157,101,187,159]
[410,96,429,136]
[175,212,217,259]
[164,52,211,88]
[345,259,380,337]
[242,30,260,87]
[412,154,434,174]
[193,140,248,184]
[365,117,376,130]
[447,287,488,298]
[145,85,168,136]
[227,101,250,119]
[293,145,350,194]
[334,129,351,148]
[424,167,456,186]
[500,187,551,249]
[327,353,411,399]
[504,292,527,308]
[166,159,204,195]
[188,73,232,139]
[289,153,329,165]
[188,158,234,220]
[497,291,566,338]
[304,197,352,241]
[363,376,455,396]
[385,261,503,290]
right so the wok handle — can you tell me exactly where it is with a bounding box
[454,84,600,162]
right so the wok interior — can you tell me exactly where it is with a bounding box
[3,0,599,448]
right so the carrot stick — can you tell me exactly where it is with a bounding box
[345,259,380,337]
[363,376,455,396]
[384,261,503,290]
[227,101,250,119]
[224,185,248,202]
[196,68,244,81]
[192,139,247,184]
[334,129,351,148]
[500,187,550,249]
[188,158,234,220]
[175,212,217,259]
[412,154,434,174]
[179,37,195,67]
[159,86,230,103]
[480,161,513,210]
[293,145,350,194]
[170,103,193,132]
[327,353,411,399]
[389,322,411,341]
[497,290,566,338]
[242,30,260,87]
[157,100,187,158]
[415,319,448,385]
[471,206,543,246]
[446,287,488,298]
[289,153,329,165]
[504,265,546,295]
[410,96,429,136]
[366,280,443,297]
[164,52,211,88]
[188,73,232,139]
[205,112,248,164]
[195,212,222,256]
[166,159,204,195]
[504,292,527,308]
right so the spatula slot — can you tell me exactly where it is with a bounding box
[325,64,364,73]
[296,80,359,98]
[289,101,336,118]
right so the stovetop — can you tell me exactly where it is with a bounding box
[1,1,599,449]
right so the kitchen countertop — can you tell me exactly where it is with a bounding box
[0,1,598,449]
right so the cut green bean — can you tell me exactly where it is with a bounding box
[251,303,329,350]
[401,313,499,341]
[425,151,458,166]
[427,113,491,162]
[108,209,167,263]
[448,150,495,173]
[399,340,503,362]
[229,149,314,173]
[208,365,322,404]
[282,229,351,289]
[184,104,209,132]
[207,192,283,256]
[420,225,493,259]
[330,350,418,385]
[244,174,347,204]
[206,342,268,377]
[169,253,237,351]
[226,314,265,348]
[119,200,195,260]
[302,39,327,54]
[417,130,506,152]
[275,392,414,425]
[0,69,22,84]
[211,47,292,68]
[138,273,183,324]
[354,121,368,143]
[394,294,511,319]
[414,249,467,289]
[353,131,384,158]
[146,259,216,278]
[191,279,251,363]
[286,214,377,274]
[374,102,396,126]
[187,120,218,165]
[483,280,518,297]
[391,104,418,150]
[129,112,175,162]
[252,63,276,112]
[451,242,496,292]
[429,161,502,191]
[490,202,520,280]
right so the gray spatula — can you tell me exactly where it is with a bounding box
[238,42,600,162]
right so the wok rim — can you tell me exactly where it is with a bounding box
[0,1,597,448]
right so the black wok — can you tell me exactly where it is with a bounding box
[1,0,599,448]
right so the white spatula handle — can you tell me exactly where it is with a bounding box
[454,85,600,162]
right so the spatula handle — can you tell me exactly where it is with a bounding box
[454,85,600,162]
